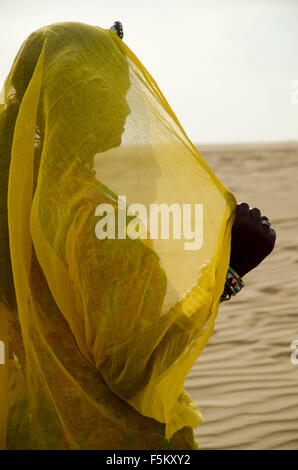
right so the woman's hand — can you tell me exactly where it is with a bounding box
[229,202,276,278]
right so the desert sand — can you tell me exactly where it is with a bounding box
[184,142,298,450]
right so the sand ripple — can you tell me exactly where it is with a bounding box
[185,143,298,450]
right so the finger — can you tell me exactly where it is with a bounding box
[250,207,262,222]
[261,215,272,230]
[269,227,276,241]
[236,202,250,221]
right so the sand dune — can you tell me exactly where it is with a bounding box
[185,142,298,450]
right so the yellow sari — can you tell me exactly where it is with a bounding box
[0,22,236,449]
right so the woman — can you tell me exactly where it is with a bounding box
[0,21,275,450]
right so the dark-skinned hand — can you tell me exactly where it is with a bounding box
[229,202,276,278]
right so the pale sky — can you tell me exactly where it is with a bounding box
[0,0,297,144]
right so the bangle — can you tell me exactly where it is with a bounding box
[220,266,244,302]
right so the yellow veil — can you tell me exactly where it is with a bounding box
[0,22,236,449]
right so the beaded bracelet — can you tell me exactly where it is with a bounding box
[220,266,244,302]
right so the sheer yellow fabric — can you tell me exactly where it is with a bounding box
[0,22,236,449]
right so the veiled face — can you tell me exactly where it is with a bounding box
[44,47,131,158]
[96,75,131,150]
[72,73,131,154]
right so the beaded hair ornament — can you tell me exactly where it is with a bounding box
[110,21,124,39]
